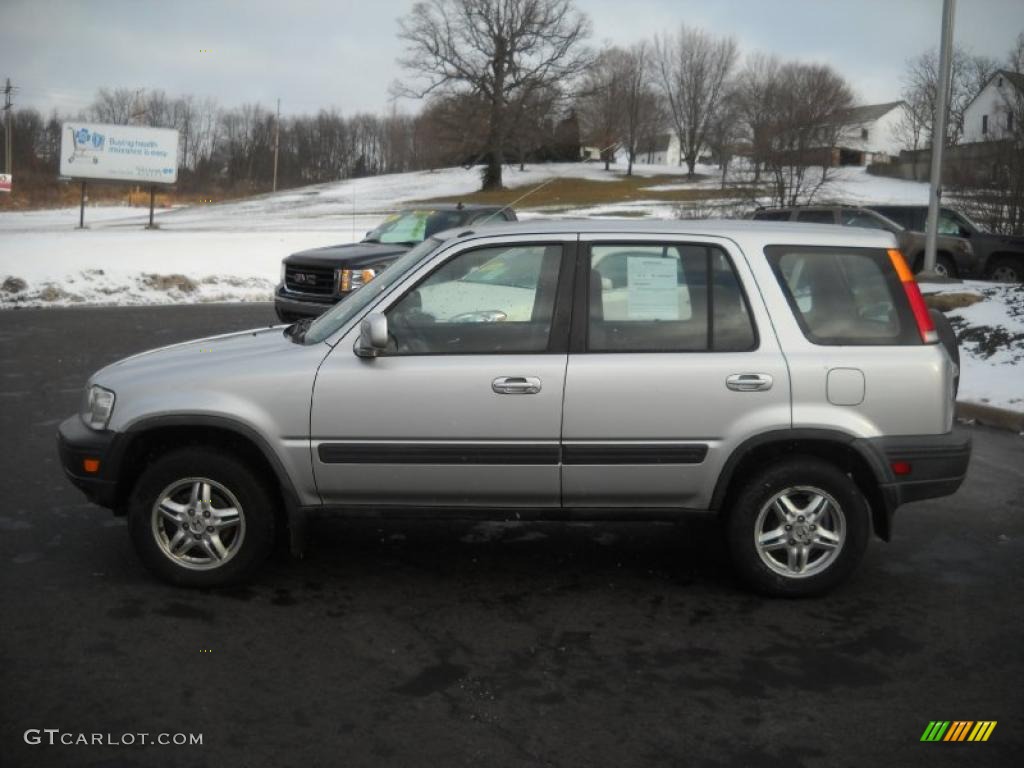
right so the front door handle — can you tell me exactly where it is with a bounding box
[726,373,773,392]
[492,376,542,395]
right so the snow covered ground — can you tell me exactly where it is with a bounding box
[920,280,1024,413]
[0,163,1018,412]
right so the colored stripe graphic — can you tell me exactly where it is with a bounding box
[921,721,950,741]
[921,720,996,742]
[967,722,997,742]
[944,721,972,741]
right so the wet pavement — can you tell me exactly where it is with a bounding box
[1,304,1021,767]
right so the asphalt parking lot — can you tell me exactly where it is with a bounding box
[1,304,1021,768]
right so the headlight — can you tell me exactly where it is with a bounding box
[83,385,115,430]
[339,268,378,292]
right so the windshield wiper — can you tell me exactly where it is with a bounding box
[284,317,313,344]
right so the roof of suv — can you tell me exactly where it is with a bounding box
[436,218,900,250]
[406,203,509,212]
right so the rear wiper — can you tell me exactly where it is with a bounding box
[284,317,313,343]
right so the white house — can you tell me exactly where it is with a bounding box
[633,133,682,166]
[962,70,1023,143]
[832,101,906,164]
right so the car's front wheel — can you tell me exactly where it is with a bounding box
[725,458,870,597]
[127,448,276,587]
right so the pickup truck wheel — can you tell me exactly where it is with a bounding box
[725,458,869,597]
[128,448,275,587]
[913,253,956,278]
[986,256,1024,283]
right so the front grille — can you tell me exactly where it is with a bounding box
[285,264,335,296]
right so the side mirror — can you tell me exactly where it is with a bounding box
[355,313,388,358]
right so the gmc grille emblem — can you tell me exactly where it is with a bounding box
[293,272,316,285]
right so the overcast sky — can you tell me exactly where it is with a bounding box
[3,0,1022,119]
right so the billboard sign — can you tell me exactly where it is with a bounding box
[0,174,10,193]
[59,123,178,184]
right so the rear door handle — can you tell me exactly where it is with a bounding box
[492,376,542,395]
[726,373,773,392]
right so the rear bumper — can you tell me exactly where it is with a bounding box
[856,428,972,523]
[56,415,121,509]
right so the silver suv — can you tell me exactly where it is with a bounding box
[57,221,971,596]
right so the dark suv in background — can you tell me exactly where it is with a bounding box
[275,204,517,321]
[865,205,1024,283]
[748,205,977,278]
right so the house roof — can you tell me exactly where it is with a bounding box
[840,101,905,124]
[998,70,1024,93]
[964,69,1024,112]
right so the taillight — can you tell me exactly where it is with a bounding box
[888,249,938,344]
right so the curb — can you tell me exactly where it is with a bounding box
[956,401,1024,433]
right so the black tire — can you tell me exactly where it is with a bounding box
[725,457,870,597]
[127,447,276,587]
[929,308,960,397]
[985,255,1024,284]
[912,253,957,278]
[935,254,957,278]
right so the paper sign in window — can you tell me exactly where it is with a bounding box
[626,257,687,320]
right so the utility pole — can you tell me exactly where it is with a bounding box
[3,78,13,179]
[924,0,956,277]
[272,97,280,192]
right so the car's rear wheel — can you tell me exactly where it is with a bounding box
[726,458,870,597]
[128,448,275,587]
[986,256,1024,283]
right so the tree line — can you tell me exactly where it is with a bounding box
[4,0,1021,223]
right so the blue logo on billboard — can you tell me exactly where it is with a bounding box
[68,126,105,165]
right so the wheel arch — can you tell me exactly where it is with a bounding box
[110,415,301,544]
[711,429,894,541]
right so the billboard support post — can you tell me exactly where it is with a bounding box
[147,185,155,229]
[78,181,86,229]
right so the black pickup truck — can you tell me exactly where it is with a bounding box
[866,205,1024,283]
[275,203,517,322]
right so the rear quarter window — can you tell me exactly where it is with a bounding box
[765,246,921,346]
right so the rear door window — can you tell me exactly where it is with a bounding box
[587,243,756,352]
[752,210,791,221]
[795,210,836,224]
[766,246,920,345]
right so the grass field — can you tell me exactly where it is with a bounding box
[418,172,757,210]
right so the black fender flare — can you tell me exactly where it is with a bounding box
[113,414,306,554]
[710,428,896,540]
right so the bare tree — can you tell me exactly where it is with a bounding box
[620,42,662,176]
[733,53,781,185]
[90,88,136,125]
[901,46,1001,148]
[704,83,741,189]
[654,24,738,177]
[396,0,592,190]
[761,62,854,206]
[577,46,629,170]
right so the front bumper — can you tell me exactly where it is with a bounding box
[57,415,120,509]
[273,285,341,320]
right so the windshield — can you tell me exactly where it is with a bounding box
[365,210,470,245]
[304,237,445,344]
